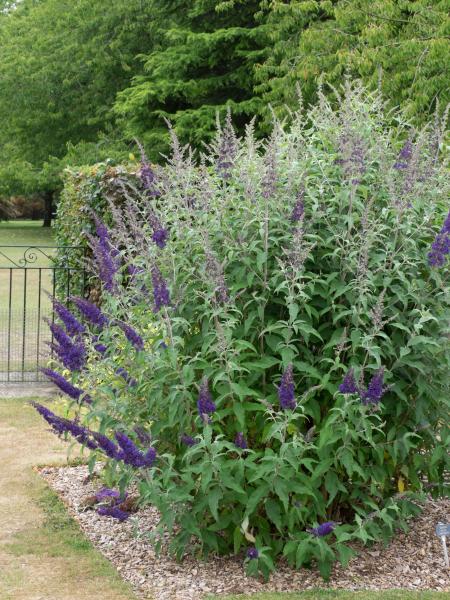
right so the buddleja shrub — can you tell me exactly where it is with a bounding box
[38,82,450,579]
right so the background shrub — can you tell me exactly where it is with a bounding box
[43,83,450,579]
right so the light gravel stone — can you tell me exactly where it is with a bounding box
[40,465,449,599]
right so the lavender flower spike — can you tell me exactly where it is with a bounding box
[151,264,170,312]
[31,402,96,449]
[40,368,90,403]
[307,521,338,537]
[290,189,305,222]
[393,139,413,170]
[339,368,358,394]
[278,365,296,410]
[116,321,144,351]
[71,296,109,329]
[91,432,120,460]
[428,209,450,267]
[89,217,120,293]
[197,379,216,417]
[52,298,85,336]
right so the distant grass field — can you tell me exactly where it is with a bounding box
[0,220,55,379]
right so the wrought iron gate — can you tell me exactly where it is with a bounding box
[0,245,85,383]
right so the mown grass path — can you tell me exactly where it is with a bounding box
[0,397,138,600]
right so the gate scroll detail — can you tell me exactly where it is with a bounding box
[0,245,85,383]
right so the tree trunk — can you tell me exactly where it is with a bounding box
[42,191,53,227]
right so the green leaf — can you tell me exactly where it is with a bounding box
[207,486,222,521]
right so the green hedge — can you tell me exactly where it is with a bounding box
[54,160,140,299]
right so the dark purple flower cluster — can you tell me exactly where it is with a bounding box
[115,432,157,468]
[71,296,109,330]
[96,488,122,501]
[41,368,91,403]
[90,217,120,293]
[151,264,170,312]
[278,365,295,410]
[361,368,386,405]
[307,521,337,537]
[394,139,413,170]
[32,404,157,471]
[290,189,305,222]
[339,368,358,394]
[97,505,130,522]
[339,367,387,405]
[246,547,259,560]
[197,379,216,417]
[115,367,137,387]
[234,432,247,450]
[32,402,96,449]
[152,227,169,249]
[181,434,197,447]
[53,299,85,336]
[148,210,168,249]
[428,210,450,267]
[116,321,144,351]
[47,320,86,372]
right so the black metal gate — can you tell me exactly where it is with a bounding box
[0,245,85,383]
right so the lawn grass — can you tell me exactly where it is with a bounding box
[216,592,450,600]
[0,396,137,600]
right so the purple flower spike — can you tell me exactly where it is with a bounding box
[140,162,160,197]
[362,368,386,405]
[307,521,337,537]
[52,299,85,336]
[114,432,156,468]
[143,447,157,467]
[116,321,144,351]
[97,506,130,522]
[197,379,216,417]
[31,402,96,449]
[428,210,450,267]
[278,365,295,410]
[290,189,305,222]
[71,297,109,329]
[393,139,413,170]
[92,432,121,460]
[339,368,358,394]
[46,319,86,371]
[181,434,197,447]
[151,264,170,312]
[246,547,259,560]
[234,432,247,450]
[40,368,90,403]
[89,217,120,294]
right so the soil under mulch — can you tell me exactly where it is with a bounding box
[40,465,449,600]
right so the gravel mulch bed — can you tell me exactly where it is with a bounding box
[40,465,449,600]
